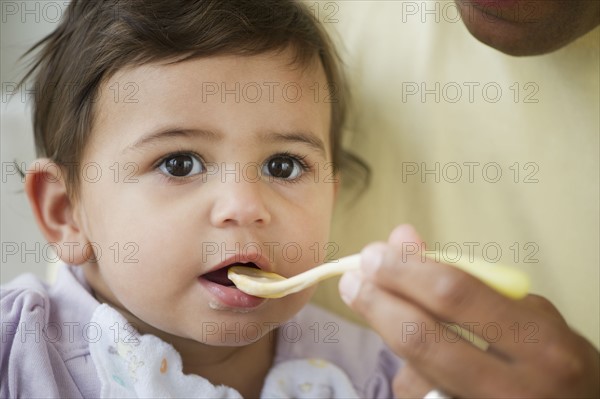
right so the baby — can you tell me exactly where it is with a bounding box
[1,1,399,398]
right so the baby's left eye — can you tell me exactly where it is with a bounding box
[157,153,204,178]
[262,155,306,180]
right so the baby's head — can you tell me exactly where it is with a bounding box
[23,0,350,346]
[25,0,348,196]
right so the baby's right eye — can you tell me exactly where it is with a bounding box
[157,153,204,178]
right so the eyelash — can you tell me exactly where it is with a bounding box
[270,151,311,184]
[152,151,312,183]
[152,150,204,183]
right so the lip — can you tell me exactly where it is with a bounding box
[468,0,519,7]
[199,251,273,309]
[199,278,267,309]
[464,0,519,9]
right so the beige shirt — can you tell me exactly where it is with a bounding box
[312,1,600,348]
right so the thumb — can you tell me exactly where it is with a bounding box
[388,224,426,250]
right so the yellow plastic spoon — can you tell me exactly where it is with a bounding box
[228,252,530,299]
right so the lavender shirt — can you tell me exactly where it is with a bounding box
[1,266,400,398]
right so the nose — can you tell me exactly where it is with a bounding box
[209,179,272,228]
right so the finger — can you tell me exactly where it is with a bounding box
[522,294,567,324]
[343,226,600,397]
[388,224,426,250]
[359,240,556,359]
[388,227,565,325]
[345,271,600,398]
[388,227,566,324]
[342,273,522,398]
[388,227,582,384]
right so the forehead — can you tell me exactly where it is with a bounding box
[88,51,331,157]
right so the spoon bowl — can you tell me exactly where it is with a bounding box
[228,254,361,298]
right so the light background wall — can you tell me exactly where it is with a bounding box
[1,1,67,283]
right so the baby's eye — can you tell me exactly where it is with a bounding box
[158,153,204,177]
[262,154,306,180]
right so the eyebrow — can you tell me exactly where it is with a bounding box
[122,128,220,154]
[260,131,327,157]
[122,127,327,156]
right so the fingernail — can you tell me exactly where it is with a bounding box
[339,270,361,305]
[361,245,384,276]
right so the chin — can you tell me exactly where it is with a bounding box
[456,0,600,56]
[463,23,561,56]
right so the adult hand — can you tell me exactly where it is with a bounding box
[339,225,600,398]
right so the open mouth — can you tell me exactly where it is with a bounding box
[199,260,267,309]
[201,262,260,287]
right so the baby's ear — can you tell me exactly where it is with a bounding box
[25,159,90,265]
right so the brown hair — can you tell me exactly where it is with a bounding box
[20,0,367,196]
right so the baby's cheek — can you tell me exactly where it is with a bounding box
[82,263,132,310]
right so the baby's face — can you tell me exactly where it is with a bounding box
[74,51,336,345]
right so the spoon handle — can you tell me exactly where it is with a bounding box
[423,253,529,299]
[301,254,361,280]
[321,252,529,299]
